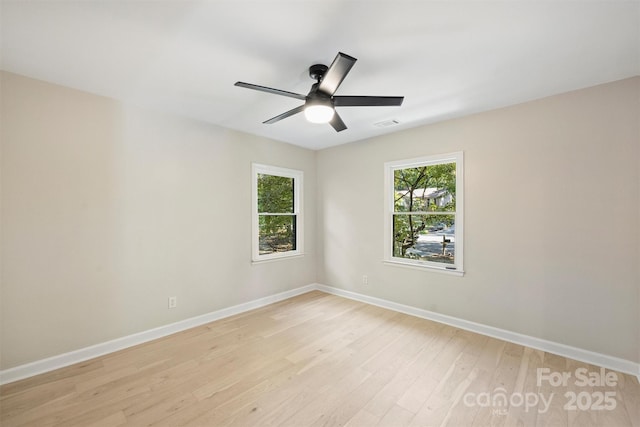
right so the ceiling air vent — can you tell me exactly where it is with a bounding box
[374,119,400,128]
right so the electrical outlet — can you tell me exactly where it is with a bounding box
[362,275,368,285]
[168,296,177,309]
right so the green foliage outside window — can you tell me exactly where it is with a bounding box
[257,174,296,254]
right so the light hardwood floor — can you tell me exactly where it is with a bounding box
[1,291,639,426]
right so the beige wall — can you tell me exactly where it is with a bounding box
[317,77,640,363]
[0,72,317,369]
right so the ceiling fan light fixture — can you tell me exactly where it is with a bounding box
[304,103,334,124]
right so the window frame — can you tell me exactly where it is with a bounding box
[383,152,464,275]
[252,163,304,262]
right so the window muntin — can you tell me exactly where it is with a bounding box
[385,152,463,273]
[252,164,303,261]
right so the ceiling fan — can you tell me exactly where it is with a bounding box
[234,52,404,132]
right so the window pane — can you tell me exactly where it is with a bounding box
[258,174,294,213]
[394,163,456,212]
[393,214,455,264]
[258,215,296,255]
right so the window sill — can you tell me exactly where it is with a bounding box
[252,254,305,265]
[383,259,464,276]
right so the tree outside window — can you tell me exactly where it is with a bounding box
[252,164,303,262]
[258,174,296,254]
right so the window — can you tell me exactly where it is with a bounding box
[384,152,463,274]
[252,164,303,262]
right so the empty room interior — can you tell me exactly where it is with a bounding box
[1,1,639,426]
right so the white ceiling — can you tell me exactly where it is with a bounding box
[2,1,639,150]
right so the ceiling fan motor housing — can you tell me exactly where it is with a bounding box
[309,64,329,82]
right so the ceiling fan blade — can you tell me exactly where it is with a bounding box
[235,82,306,101]
[318,52,357,96]
[263,105,305,124]
[329,112,347,132]
[333,96,404,107]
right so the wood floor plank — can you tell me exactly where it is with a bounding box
[1,290,638,427]
[273,366,372,427]
[377,404,414,427]
[344,408,381,427]
[364,322,451,418]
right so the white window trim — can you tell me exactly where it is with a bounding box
[252,163,304,263]
[383,152,464,275]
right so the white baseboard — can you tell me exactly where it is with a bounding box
[314,284,640,380]
[0,284,316,385]
[2,283,639,385]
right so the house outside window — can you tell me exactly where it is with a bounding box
[384,152,464,275]
[252,164,303,262]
